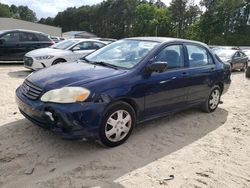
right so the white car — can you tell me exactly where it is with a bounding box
[24,39,106,70]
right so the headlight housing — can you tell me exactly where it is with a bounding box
[41,87,90,103]
[35,55,54,60]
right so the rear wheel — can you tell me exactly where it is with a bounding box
[202,86,221,113]
[99,102,136,147]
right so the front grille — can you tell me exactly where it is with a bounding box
[21,80,43,100]
[24,56,33,67]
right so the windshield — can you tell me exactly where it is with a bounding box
[214,49,236,59]
[84,39,159,69]
[50,40,78,50]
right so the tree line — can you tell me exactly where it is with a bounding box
[0,3,37,22]
[1,0,250,45]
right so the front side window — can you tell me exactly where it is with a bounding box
[85,39,159,69]
[186,45,211,67]
[0,32,19,43]
[38,34,50,41]
[93,42,105,49]
[153,45,184,69]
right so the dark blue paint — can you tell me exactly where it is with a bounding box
[16,38,231,140]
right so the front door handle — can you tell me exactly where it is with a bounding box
[181,72,188,77]
[159,77,177,84]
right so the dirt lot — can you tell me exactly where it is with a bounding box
[0,65,249,188]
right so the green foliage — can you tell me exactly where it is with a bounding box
[0,3,12,17]
[1,0,250,45]
[16,5,37,22]
[0,3,37,22]
[134,3,170,36]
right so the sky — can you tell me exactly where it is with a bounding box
[1,0,198,19]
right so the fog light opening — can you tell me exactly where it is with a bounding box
[45,111,55,122]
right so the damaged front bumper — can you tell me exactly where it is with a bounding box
[16,86,107,139]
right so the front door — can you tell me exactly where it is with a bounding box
[143,44,189,118]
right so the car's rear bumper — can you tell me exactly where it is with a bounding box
[16,86,107,139]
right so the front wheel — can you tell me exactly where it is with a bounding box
[52,59,66,65]
[202,86,221,113]
[99,102,136,147]
[246,65,250,78]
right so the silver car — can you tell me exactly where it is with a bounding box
[24,39,106,70]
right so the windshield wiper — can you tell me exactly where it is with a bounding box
[79,58,119,70]
[81,57,90,62]
[92,61,119,70]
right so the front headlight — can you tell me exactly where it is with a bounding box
[35,55,54,60]
[41,87,90,103]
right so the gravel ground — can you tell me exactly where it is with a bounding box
[0,65,249,188]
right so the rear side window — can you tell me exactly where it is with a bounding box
[20,32,39,42]
[37,34,50,41]
[153,45,184,69]
[93,42,105,49]
[75,42,95,50]
[186,45,213,67]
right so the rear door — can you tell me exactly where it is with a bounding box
[71,41,97,60]
[19,32,41,59]
[185,44,217,105]
[232,52,242,69]
[239,52,248,67]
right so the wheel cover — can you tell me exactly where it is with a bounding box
[105,110,132,142]
[209,89,220,110]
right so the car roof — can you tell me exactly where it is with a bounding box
[68,38,107,44]
[61,38,106,44]
[127,37,208,46]
[0,29,48,35]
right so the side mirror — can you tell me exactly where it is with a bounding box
[146,62,168,73]
[72,46,81,51]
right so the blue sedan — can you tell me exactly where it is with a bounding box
[16,37,231,147]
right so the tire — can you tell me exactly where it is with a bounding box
[52,59,66,65]
[99,101,136,147]
[246,65,250,78]
[202,86,221,113]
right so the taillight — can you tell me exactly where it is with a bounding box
[49,40,55,45]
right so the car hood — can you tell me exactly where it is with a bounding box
[27,62,127,90]
[25,48,69,57]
